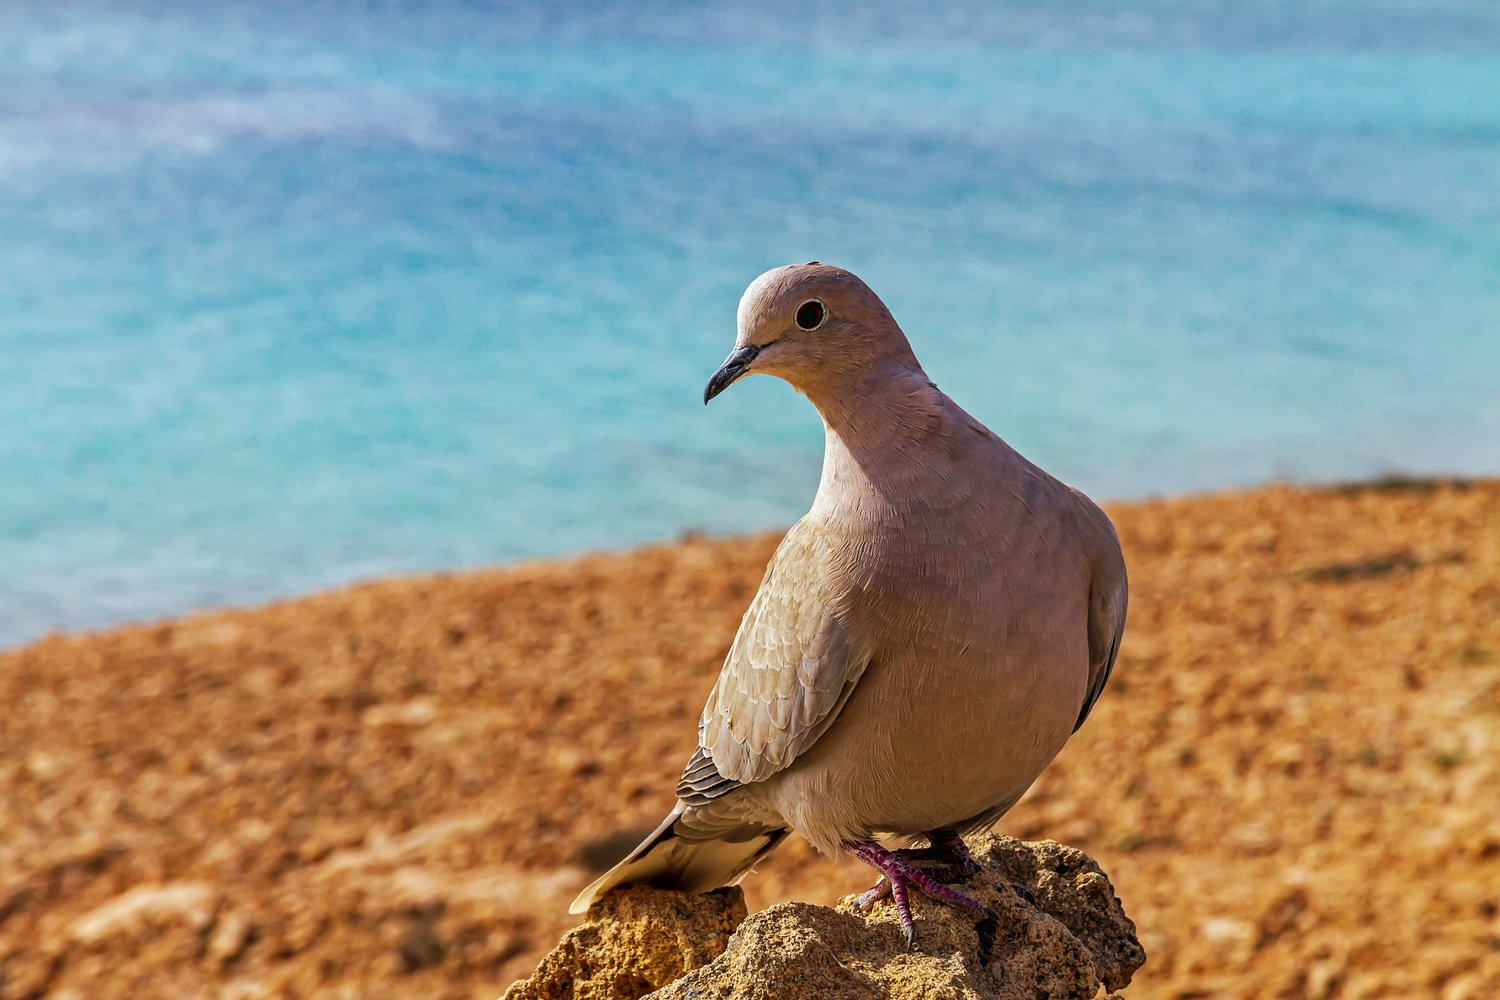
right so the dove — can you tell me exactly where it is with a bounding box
[571,263,1126,943]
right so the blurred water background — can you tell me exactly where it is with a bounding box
[2,1,1498,646]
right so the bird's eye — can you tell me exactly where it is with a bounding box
[795,299,825,330]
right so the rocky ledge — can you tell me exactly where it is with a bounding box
[504,832,1145,1000]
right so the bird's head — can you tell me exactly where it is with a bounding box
[704,263,921,405]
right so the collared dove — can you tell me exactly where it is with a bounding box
[571,263,1127,942]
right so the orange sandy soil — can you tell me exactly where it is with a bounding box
[3,481,1499,1000]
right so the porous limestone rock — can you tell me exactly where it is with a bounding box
[502,885,747,1000]
[506,833,1144,1000]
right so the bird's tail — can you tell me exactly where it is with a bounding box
[569,803,787,914]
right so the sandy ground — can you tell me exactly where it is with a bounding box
[2,480,1498,1000]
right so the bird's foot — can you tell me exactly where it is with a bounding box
[886,827,983,883]
[929,828,981,871]
[924,829,1033,905]
[914,827,983,882]
[889,850,971,883]
[851,877,892,911]
[844,839,997,947]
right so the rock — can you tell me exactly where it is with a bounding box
[502,885,748,1000]
[506,833,1144,1000]
[69,881,220,946]
[970,834,1146,994]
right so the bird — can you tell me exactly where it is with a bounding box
[570,262,1127,944]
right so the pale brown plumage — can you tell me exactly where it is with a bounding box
[571,263,1126,917]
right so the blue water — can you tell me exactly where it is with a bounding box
[3,2,1499,647]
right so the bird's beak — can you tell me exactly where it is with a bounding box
[703,343,764,404]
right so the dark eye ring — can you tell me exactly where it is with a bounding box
[795,299,825,330]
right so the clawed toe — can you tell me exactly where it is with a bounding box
[918,861,978,883]
[852,877,892,911]
[892,829,981,885]
[844,837,996,945]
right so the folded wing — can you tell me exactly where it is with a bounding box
[1074,526,1128,733]
[679,524,871,802]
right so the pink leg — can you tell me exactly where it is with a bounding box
[852,876,892,910]
[921,828,1034,904]
[852,828,979,913]
[844,839,997,946]
[901,827,981,882]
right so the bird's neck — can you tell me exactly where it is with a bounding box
[808,362,949,453]
[807,362,985,514]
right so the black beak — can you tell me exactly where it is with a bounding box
[703,343,764,404]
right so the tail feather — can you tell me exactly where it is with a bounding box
[569,806,787,914]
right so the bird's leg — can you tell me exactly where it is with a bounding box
[886,828,978,883]
[903,827,981,883]
[909,828,1033,903]
[894,827,1026,905]
[843,840,997,946]
[928,828,978,871]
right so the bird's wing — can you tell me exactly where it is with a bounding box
[1074,531,1128,733]
[677,524,871,802]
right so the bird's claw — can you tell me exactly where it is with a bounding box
[852,877,892,911]
[844,835,996,946]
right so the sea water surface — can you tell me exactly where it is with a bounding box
[3,1,1499,645]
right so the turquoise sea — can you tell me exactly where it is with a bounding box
[3,2,1499,646]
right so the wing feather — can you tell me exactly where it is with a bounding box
[677,524,870,803]
[1074,553,1127,732]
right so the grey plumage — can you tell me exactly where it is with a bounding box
[571,263,1125,915]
